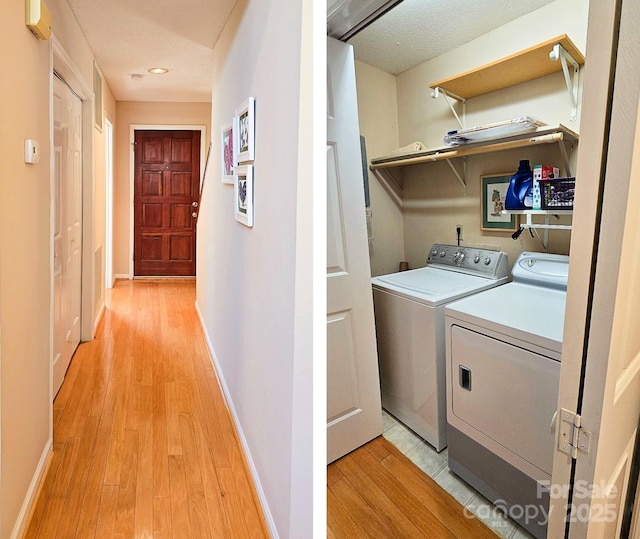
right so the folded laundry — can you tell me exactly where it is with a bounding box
[386,141,426,156]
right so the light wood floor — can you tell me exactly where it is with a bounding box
[328,436,500,539]
[25,280,270,538]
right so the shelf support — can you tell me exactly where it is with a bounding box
[370,167,403,209]
[549,43,580,121]
[558,139,572,177]
[520,212,572,230]
[444,156,466,191]
[430,86,466,129]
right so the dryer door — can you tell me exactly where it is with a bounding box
[448,325,560,478]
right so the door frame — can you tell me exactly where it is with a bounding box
[128,124,207,278]
[105,118,114,288]
[50,35,96,370]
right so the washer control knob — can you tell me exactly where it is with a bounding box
[439,249,446,258]
[473,254,481,263]
[484,257,492,265]
[431,249,439,257]
[453,249,465,266]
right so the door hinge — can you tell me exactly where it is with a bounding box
[558,408,591,459]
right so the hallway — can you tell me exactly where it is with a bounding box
[25,281,269,538]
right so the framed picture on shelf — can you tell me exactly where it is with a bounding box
[221,123,234,184]
[234,164,254,227]
[481,173,518,232]
[234,97,255,164]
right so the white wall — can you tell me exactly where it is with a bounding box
[195,0,312,537]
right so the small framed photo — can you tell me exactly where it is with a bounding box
[481,173,519,232]
[221,123,234,184]
[234,97,255,164]
[234,164,254,227]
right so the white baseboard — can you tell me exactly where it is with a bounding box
[10,438,53,539]
[194,301,279,539]
[113,273,130,282]
[94,302,105,335]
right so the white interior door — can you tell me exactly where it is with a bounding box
[327,37,382,464]
[549,0,640,535]
[53,75,83,397]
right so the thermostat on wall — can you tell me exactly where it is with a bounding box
[24,139,40,164]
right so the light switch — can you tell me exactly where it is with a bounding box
[24,139,40,164]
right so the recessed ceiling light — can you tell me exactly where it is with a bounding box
[148,67,169,74]
[130,73,144,80]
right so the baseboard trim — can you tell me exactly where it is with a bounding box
[93,302,105,336]
[113,273,130,282]
[11,438,53,539]
[194,300,278,539]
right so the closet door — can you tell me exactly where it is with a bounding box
[53,74,83,397]
[327,37,382,463]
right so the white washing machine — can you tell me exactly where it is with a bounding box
[444,251,569,539]
[371,244,508,451]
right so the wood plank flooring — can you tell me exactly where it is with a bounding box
[25,280,270,539]
[328,436,500,539]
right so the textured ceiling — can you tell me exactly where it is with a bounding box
[66,0,237,102]
[348,0,556,75]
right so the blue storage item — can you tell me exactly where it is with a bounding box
[505,160,533,210]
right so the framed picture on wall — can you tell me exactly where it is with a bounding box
[481,173,519,232]
[234,164,254,227]
[221,122,234,184]
[234,97,255,164]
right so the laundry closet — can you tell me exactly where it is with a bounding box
[329,0,640,535]
[346,0,589,537]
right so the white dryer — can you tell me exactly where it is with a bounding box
[445,251,569,539]
[371,244,508,451]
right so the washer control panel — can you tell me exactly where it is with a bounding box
[426,244,509,279]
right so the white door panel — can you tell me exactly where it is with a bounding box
[327,311,358,422]
[53,75,82,397]
[327,143,347,276]
[327,37,382,464]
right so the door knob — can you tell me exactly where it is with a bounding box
[192,212,198,218]
[192,201,198,207]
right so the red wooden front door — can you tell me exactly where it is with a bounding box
[134,130,200,276]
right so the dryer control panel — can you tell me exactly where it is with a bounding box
[427,244,509,280]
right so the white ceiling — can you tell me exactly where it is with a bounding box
[66,0,237,102]
[347,0,556,75]
[68,0,556,102]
